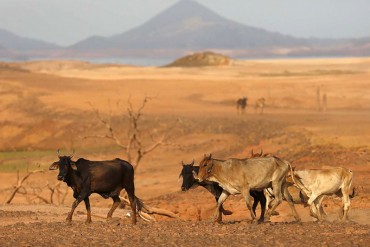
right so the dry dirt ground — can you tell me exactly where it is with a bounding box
[0,58,370,246]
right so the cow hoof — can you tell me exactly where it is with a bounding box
[212,219,222,224]
[222,210,233,215]
[85,219,92,224]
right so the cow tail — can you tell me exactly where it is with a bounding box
[349,187,356,199]
[285,160,307,193]
[348,169,356,199]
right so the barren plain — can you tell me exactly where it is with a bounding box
[0,58,370,246]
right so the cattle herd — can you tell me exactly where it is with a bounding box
[49,149,354,225]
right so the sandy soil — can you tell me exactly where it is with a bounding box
[0,57,370,246]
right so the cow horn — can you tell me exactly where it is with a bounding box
[57,149,61,158]
[181,160,185,166]
[250,149,254,157]
[190,159,194,166]
[259,149,263,156]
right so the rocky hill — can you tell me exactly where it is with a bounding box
[165,51,232,67]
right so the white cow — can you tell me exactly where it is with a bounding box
[290,167,353,221]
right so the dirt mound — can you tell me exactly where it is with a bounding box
[166,51,232,67]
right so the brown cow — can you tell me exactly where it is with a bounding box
[197,154,300,223]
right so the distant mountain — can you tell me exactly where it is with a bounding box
[70,0,308,51]
[1,0,370,61]
[0,28,59,51]
[67,0,370,58]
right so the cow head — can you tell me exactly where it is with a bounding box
[197,154,213,182]
[49,149,77,181]
[179,160,196,191]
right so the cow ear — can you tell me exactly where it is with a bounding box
[49,162,59,170]
[70,162,78,170]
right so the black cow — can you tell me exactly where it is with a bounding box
[49,150,141,224]
[179,160,267,223]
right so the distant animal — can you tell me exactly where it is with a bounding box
[236,97,248,114]
[196,154,300,223]
[254,97,265,114]
[179,160,267,223]
[49,150,141,224]
[290,166,354,221]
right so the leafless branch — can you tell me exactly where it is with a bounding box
[121,197,180,221]
[5,169,44,204]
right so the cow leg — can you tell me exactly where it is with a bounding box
[265,181,283,221]
[258,191,266,223]
[265,189,279,216]
[312,195,325,221]
[107,196,121,220]
[242,189,257,223]
[210,185,232,216]
[126,188,137,225]
[340,191,351,221]
[84,197,92,224]
[215,196,232,216]
[213,190,229,223]
[307,193,319,206]
[265,189,272,210]
[66,197,84,222]
[316,195,326,218]
[251,192,259,218]
[283,183,301,222]
[309,203,319,220]
[305,192,320,220]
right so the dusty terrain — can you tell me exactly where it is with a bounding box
[0,57,370,246]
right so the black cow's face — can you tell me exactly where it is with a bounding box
[181,165,196,191]
[179,162,196,191]
[49,156,76,181]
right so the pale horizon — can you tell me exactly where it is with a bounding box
[0,0,369,46]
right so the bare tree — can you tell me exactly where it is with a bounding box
[5,168,68,205]
[5,169,44,204]
[86,96,174,171]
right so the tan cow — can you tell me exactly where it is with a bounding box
[197,154,300,223]
[290,166,353,221]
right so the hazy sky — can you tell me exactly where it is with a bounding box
[0,0,369,46]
